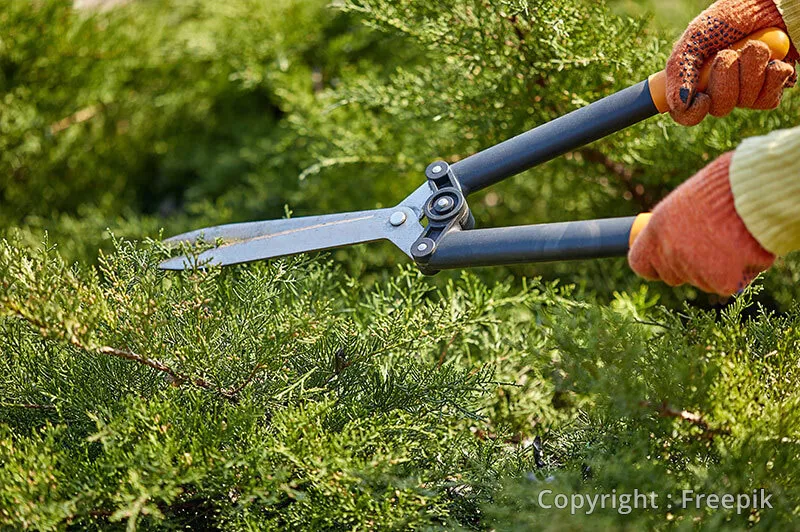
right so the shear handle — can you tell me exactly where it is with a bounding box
[451,28,789,196]
[424,214,652,270]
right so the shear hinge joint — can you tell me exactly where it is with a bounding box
[412,161,475,274]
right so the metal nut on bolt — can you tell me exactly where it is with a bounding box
[389,211,407,226]
[436,197,452,210]
[425,161,450,180]
[411,237,436,260]
[425,188,463,221]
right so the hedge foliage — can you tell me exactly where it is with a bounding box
[3,0,800,529]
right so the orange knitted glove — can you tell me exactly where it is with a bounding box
[628,153,775,296]
[667,0,797,125]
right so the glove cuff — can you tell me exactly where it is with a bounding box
[675,153,759,239]
[730,125,800,256]
[629,151,775,296]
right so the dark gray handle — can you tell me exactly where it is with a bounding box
[425,217,638,270]
[451,80,658,195]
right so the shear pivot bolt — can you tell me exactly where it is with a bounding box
[432,165,443,174]
[389,211,407,226]
[412,237,436,260]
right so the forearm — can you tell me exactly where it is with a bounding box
[730,125,800,255]
[775,0,800,43]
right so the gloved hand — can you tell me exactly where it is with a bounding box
[628,152,775,296]
[667,0,798,125]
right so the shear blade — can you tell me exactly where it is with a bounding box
[159,206,425,270]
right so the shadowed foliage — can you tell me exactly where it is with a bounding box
[3,0,800,529]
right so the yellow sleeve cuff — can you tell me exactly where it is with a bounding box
[730,126,800,256]
[774,0,800,45]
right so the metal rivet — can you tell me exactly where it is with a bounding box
[436,198,451,209]
[389,211,407,226]
[417,243,429,252]
[432,165,443,174]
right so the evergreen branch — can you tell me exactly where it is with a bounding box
[1,301,237,403]
[49,104,102,135]
[0,402,57,410]
[438,332,459,368]
[223,362,267,398]
[580,148,659,211]
[87,497,215,521]
[641,401,730,437]
[94,346,236,403]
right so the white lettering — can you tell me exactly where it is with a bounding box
[554,493,568,509]
[570,494,584,514]
[682,490,695,507]
[721,494,734,509]
[586,494,599,514]
[737,493,751,514]
[538,490,552,509]
[533,489,770,515]
[706,493,719,509]
[761,489,773,509]
[618,493,632,515]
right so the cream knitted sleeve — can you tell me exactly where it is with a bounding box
[730,125,800,255]
[775,0,800,43]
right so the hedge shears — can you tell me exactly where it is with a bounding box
[160,29,789,274]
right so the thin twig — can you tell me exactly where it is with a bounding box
[640,400,730,437]
[94,345,236,402]
[634,319,670,329]
[506,14,527,44]
[2,302,236,402]
[438,333,458,368]
[1,403,57,410]
[223,363,266,398]
[49,105,101,135]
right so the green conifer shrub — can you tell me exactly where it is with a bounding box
[3,0,800,529]
[3,234,800,529]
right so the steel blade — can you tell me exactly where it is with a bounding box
[159,183,431,270]
[163,215,355,247]
[159,206,424,270]
[163,183,431,246]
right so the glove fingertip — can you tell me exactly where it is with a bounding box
[707,51,740,117]
[752,61,795,109]
[628,243,660,281]
[669,93,710,126]
[679,86,693,105]
[786,71,797,89]
[770,59,795,76]
[665,55,699,113]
